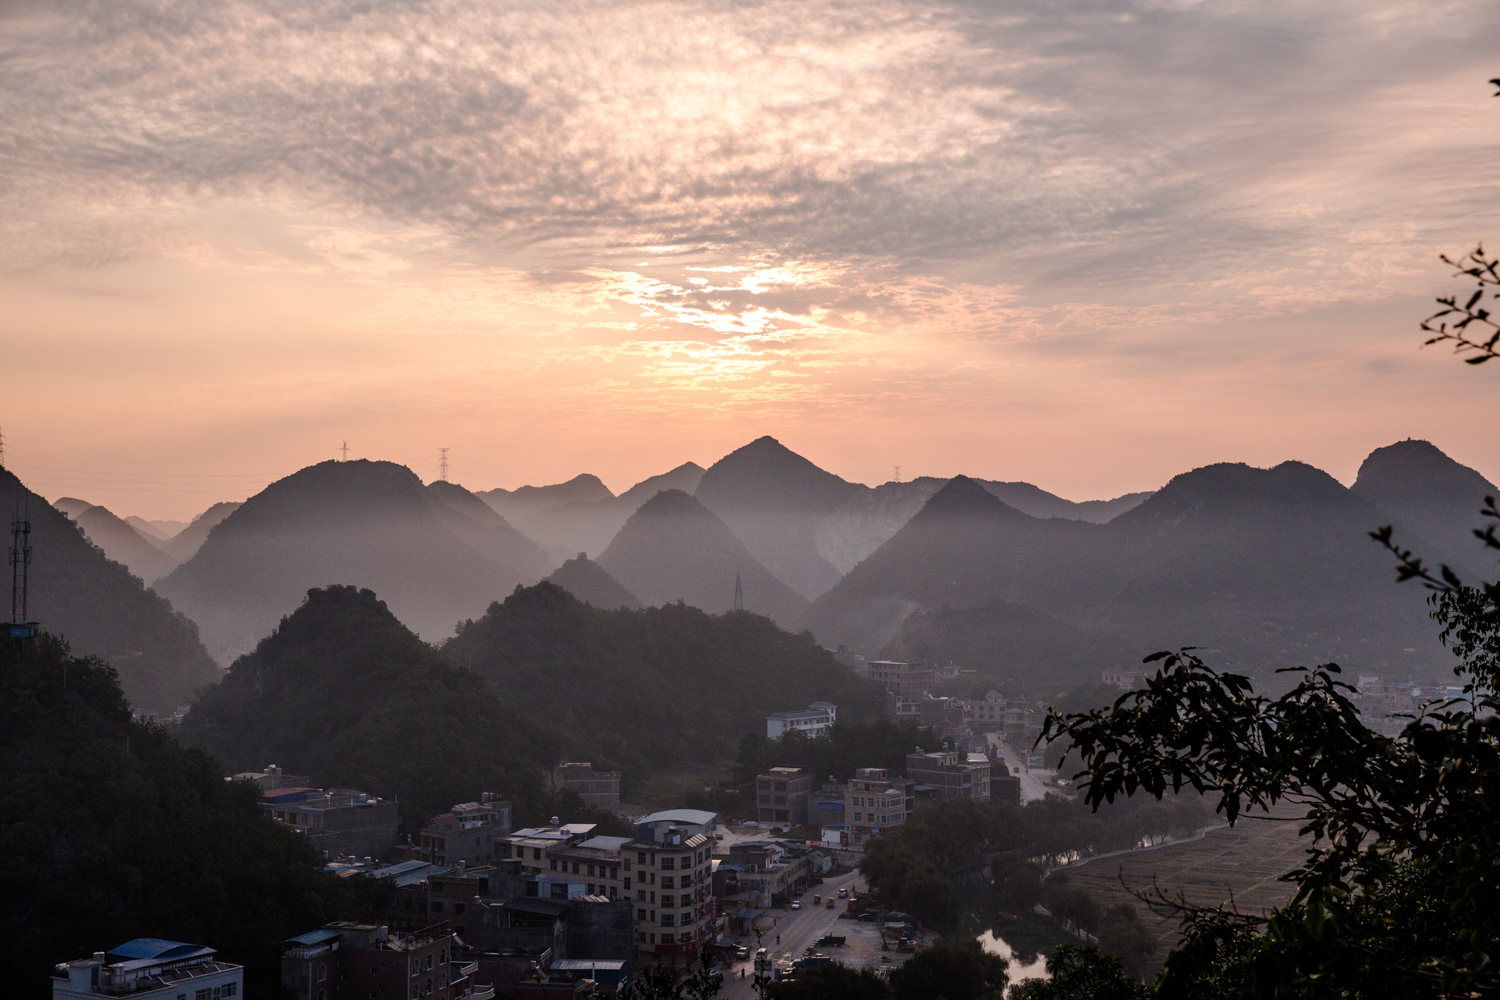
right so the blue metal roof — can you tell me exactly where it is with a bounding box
[107,939,209,962]
[284,929,343,947]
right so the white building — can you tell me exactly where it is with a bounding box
[765,701,837,739]
[54,939,242,1000]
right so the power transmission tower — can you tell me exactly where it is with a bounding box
[9,487,36,639]
[438,448,449,482]
[733,571,744,612]
[893,465,901,483]
[0,425,6,467]
[341,441,349,462]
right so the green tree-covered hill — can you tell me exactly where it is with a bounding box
[178,585,557,827]
[0,633,366,1000]
[443,582,885,789]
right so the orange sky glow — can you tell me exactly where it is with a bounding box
[2,0,1497,519]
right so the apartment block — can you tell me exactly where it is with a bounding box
[907,750,991,802]
[53,940,242,1000]
[755,766,814,826]
[843,768,914,848]
[546,763,622,812]
[623,823,715,972]
[262,787,400,860]
[281,922,472,1000]
[765,702,837,739]
[410,795,513,866]
[864,660,936,699]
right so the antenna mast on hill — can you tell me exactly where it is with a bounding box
[9,486,37,641]
[341,441,349,462]
[733,571,744,612]
[439,448,450,482]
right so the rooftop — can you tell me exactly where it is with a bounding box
[637,809,717,827]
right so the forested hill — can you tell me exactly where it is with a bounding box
[0,468,220,713]
[443,582,885,788]
[177,585,557,827]
[0,633,364,1000]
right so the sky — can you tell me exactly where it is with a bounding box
[2,0,1497,521]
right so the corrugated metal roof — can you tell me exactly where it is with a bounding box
[107,940,210,962]
[283,929,342,947]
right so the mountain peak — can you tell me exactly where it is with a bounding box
[917,475,1030,521]
[1354,439,1496,507]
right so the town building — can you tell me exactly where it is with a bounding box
[392,863,527,942]
[624,818,716,972]
[53,940,242,1000]
[498,823,597,873]
[864,660,937,700]
[262,787,400,860]
[281,922,472,1000]
[843,768,914,848]
[1102,667,1147,689]
[402,795,512,867]
[907,750,992,802]
[546,763,622,812]
[230,764,311,791]
[755,766,814,826]
[765,702,838,739]
[969,691,1007,727]
[545,836,631,901]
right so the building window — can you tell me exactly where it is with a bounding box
[587,864,596,877]
[572,862,580,874]
[196,991,211,1000]
[223,988,237,999]
[661,913,675,927]
[637,852,646,864]
[661,876,674,890]
[549,860,558,871]
[532,848,541,860]
[661,857,674,870]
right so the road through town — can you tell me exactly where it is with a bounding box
[717,869,864,999]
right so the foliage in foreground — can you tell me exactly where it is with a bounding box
[0,634,375,999]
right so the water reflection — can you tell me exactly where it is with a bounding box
[977,930,1049,983]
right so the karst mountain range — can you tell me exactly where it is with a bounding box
[11,435,1495,713]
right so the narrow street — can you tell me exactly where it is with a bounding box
[986,733,1056,803]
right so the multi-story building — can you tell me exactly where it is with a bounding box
[864,660,936,700]
[755,766,814,826]
[498,824,597,873]
[765,702,837,739]
[412,796,512,866]
[53,940,242,1000]
[624,821,716,972]
[392,863,527,942]
[843,768,914,848]
[907,750,991,802]
[281,922,471,1000]
[262,787,400,860]
[969,691,1007,727]
[547,763,622,811]
[545,836,631,901]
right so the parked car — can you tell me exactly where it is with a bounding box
[791,901,801,910]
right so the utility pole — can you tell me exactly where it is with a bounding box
[438,448,449,482]
[341,441,349,462]
[733,572,744,612]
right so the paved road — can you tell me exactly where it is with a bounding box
[717,869,864,999]
[986,733,1054,803]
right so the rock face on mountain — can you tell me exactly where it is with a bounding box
[156,460,551,660]
[1352,439,1498,576]
[161,501,242,561]
[478,474,614,520]
[544,554,642,610]
[809,463,1446,681]
[5,469,219,712]
[596,489,809,627]
[515,462,707,558]
[178,584,554,826]
[125,515,177,541]
[696,437,863,600]
[73,505,180,583]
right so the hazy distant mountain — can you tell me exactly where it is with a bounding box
[545,553,642,610]
[156,459,550,660]
[1351,439,1498,577]
[125,515,178,541]
[178,584,555,826]
[161,501,242,561]
[428,480,556,575]
[815,477,1154,573]
[596,488,809,627]
[478,473,613,520]
[809,465,1446,683]
[74,505,180,583]
[7,470,219,712]
[696,437,862,599]
[443,581,884,784]
[514,462,707,557]
[52,496,95,519]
